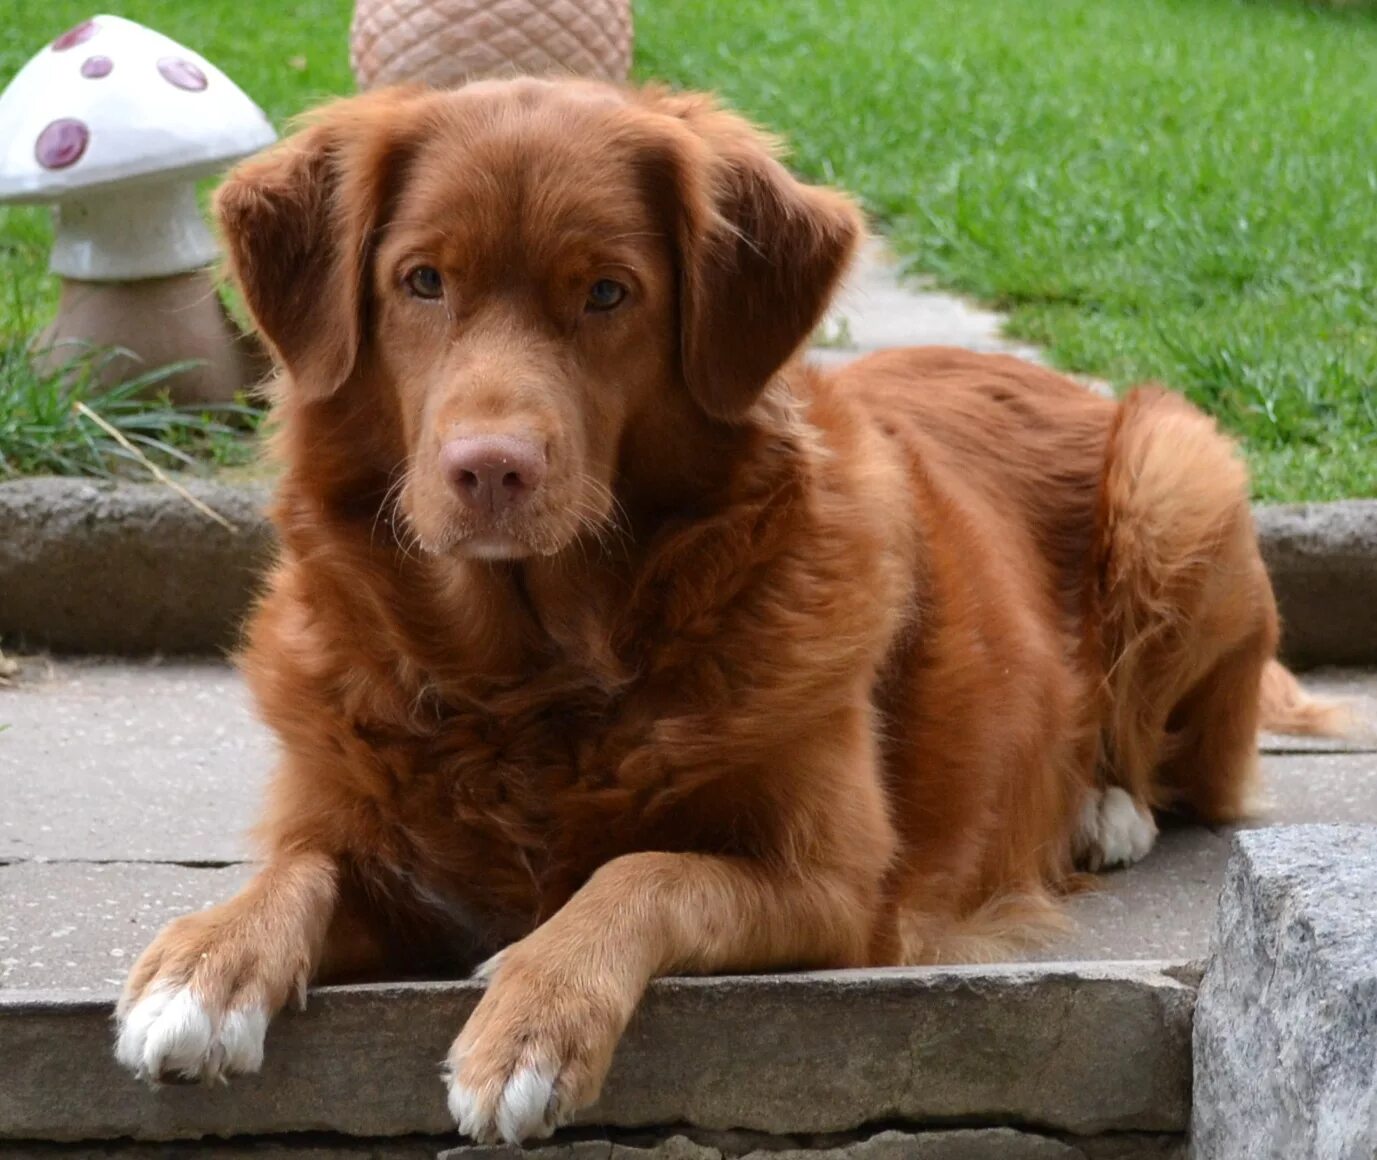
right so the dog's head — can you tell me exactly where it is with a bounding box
[217,79,861,560]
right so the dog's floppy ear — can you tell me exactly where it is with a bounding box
[643,92,863,421]
[214,92,417,400]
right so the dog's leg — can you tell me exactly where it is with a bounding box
[444,852,874,1144]
[115,852,337,1082]
[1154,627,1273,824]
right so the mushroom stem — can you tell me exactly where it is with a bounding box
[51,179,217,281]
[37,269,271,406]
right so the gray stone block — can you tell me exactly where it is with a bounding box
[0,965,1192,1142]
[1192,824,1377,1159]
[0,476,272,654]
[1255,501,1377,668]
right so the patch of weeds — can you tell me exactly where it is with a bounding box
[0,339,263,480]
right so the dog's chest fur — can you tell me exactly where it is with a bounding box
[338,636,761,945]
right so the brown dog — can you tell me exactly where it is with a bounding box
[114,78,1338,1143]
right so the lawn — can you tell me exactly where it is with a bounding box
[2,0,1374,499]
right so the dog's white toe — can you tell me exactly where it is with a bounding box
[115,983,267,1083]
[446,1059,560,1144]
[1078,786,1158,871]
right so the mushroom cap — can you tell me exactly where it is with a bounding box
[0,14,276,204]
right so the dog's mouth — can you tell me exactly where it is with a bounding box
[452,531,535,561]
[397,462,617,564]
[407,511,583,563]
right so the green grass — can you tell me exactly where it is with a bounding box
[0,347,259,477]
[635,0,1377,501]
[2,0,1374,499]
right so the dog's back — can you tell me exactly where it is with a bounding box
[834,346,1116,638]
[819,344,1295,959]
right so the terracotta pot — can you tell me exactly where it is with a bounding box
[351,0,632,91]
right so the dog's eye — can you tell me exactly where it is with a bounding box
[404,266,444,300]
[585,279,627,313]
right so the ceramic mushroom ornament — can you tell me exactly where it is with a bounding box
[0,14,276,403]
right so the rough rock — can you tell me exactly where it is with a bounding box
[0,965,1192,1142]
[439,1128,1185,1160]
[1254,500,1377,667]
[1192,824,1377,1159]
[0,476,272,653]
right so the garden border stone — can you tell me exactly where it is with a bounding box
[1253,502,1377,668]
[1,480,1374,663]
[0,476,272,654]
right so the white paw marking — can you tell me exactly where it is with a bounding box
[115,983,268,1083]
[446,1058,561,1144]
[1079,786,1158,870]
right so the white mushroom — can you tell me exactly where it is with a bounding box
[0,14,278,403]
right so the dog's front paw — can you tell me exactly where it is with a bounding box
[115,916,283,1084]
[116,981,268,1083]
[444,945,626,1143]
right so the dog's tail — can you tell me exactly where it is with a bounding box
[895,887,1074,967]
[1097,388,1355,752]
[1258,659,1354,737]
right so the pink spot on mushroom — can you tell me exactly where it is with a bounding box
[80,55,113,79]
[157,57,207,92]
[52,20,97,51]
[36,119,89,170]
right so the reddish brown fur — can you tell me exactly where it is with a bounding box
[117,79,1336,1139]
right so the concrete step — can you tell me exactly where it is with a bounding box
[1,964,1192,1148]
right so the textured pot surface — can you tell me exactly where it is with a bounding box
[351,0,632,90]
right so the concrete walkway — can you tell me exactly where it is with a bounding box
[1,658,1373,992]
[816,237,1045,369]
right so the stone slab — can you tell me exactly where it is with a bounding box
[1192,825,1377,1159]
[0,1130,1187,1160]
[0,862,252,992]
[0,1143,438,1160]
[0,476,273,654]
[0,964,1193,1142]
[0,660,271,862]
